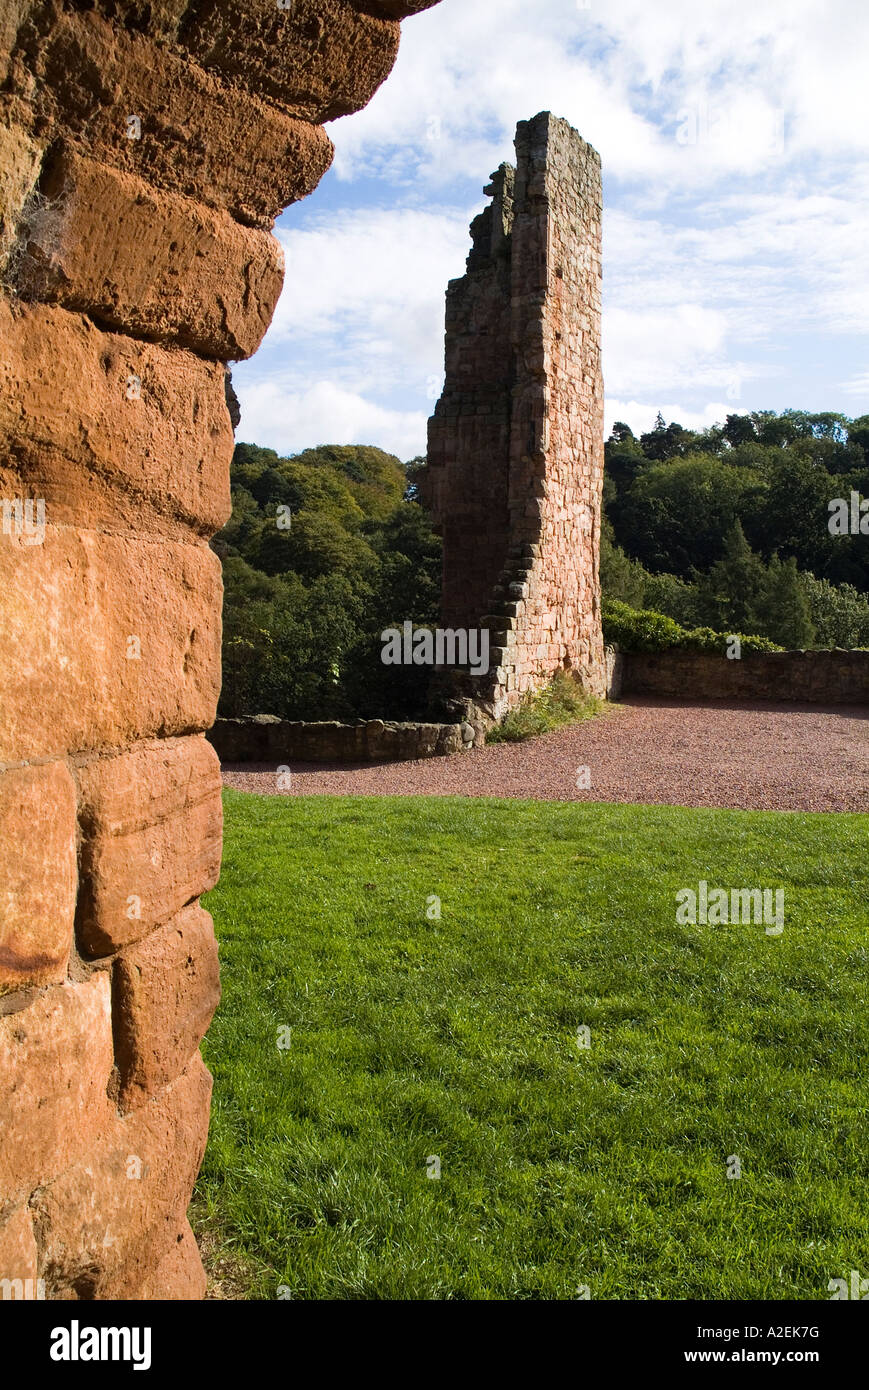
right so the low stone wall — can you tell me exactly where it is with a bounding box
[210,715,475,763]
[617,650,869,704]
[213,651,868,770]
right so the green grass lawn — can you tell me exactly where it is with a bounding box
[197,790,867,1300]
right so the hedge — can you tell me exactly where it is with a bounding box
[602,599,782,655]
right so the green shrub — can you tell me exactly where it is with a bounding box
[799,572,869,648]
[682,626,780,653]
[602,599,782,655]
[602,600,684,652]
[487,670,605,743]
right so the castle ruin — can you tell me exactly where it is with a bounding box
[423,112,606,724]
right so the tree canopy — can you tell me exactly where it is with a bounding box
[602,410,869,648]
[215,444,441,721]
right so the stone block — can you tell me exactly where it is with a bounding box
[0,975,114,1196]
[0,528,222,763]
[0,1204,38,1287]
[113,906,221,1110]
[36,13,334,226]
[15,149,284,359]
[353,1,440,16]
[0,762,77,989]
[34,1055,212,1299]
[0,301,232,539]
[76,737,222,956]
[179,0,400,123]
[136,1217,207,1300]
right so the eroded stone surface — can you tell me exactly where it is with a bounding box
[0,1203,39,1285]
[113,905,221,1110]
[0,0,439,1303]
[0,1,30,84]
[135,1217,207,1300]
[0,762,77,989]
[76,738,223,956]
[35,1,193,45]
[0,118,42,266]
[33,1056,212,1299]
[15,149,284,359]
[179,0,400,123]
[0,528,222,763]
[353,1,440,17]
[33,12,335,227]
[0,975,114,1196]
[0,301,233,539]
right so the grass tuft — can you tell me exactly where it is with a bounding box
[486,670,607,743]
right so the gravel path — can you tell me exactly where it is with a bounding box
[221,698,868,813]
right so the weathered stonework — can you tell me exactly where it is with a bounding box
[423,113,606,727]
[614,649,869,705]
[0,0,439,1300]
[210,714,475,764]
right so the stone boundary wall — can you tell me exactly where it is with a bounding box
[613,650,869,705]
[1,0,440,1302]
[210,715,474,764]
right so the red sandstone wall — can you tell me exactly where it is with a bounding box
[0,0,439,1301]
[426,165,515,630]
[424,113,606,722]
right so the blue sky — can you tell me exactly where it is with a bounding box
[232,0,869,461]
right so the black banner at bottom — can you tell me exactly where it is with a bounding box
[3,1298,863,1376]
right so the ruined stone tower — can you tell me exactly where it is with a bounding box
[0,0,439,1301]
[423,113,605,723]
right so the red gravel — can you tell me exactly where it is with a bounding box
[221,698,869,813]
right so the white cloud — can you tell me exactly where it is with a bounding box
[604,399,744,439]
[232,205,472,456]
[840,371,869,400]
[265,206,473,393]
[234,377,428,461]
[606,187,869,335]
[604,304,729,395]
[235,0,869,457]
[328,0,869,190]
